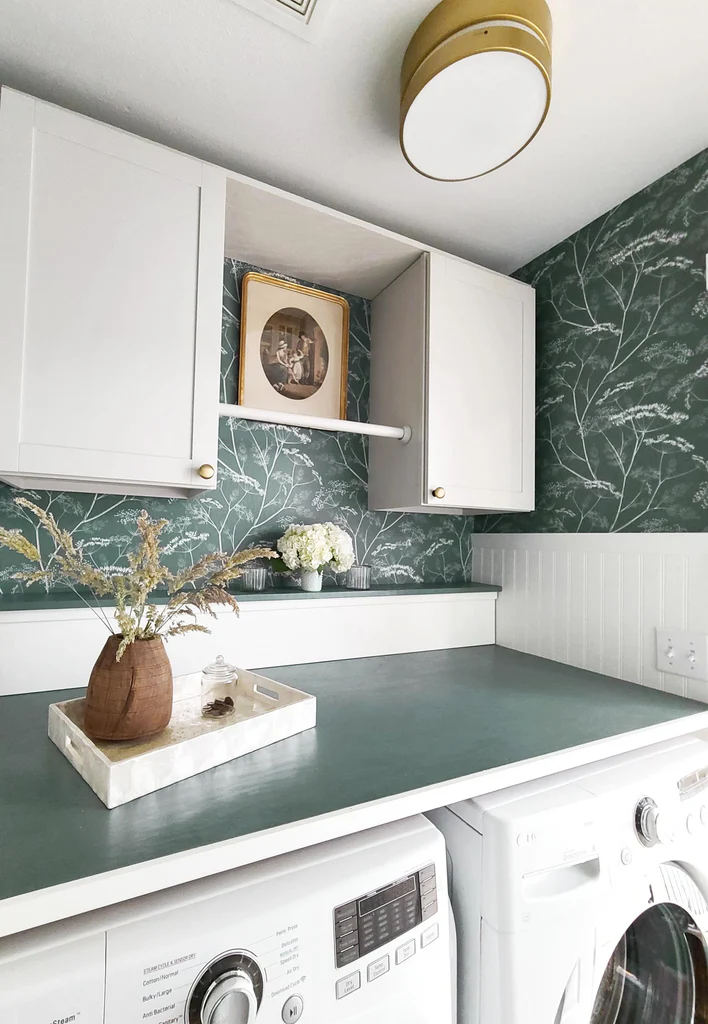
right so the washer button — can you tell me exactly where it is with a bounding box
[620,847,632,866]
[336,931,358,953]
[701,805,708,827]
[335,902,357,922]
[421,923,439,948]
[421,889,437,910]
[395,939,416,965]
[335,972,361,1000]
[367,955,390,982]
[282,994,304,1022]
[422,899,438,920]
[336,945,359,968]
[687,813,697,834]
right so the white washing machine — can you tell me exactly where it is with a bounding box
[429,734,708,1024]
[0,815,454,1024]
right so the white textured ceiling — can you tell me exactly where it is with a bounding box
[2,0,708,274]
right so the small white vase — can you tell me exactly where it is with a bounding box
[300,568,323,592]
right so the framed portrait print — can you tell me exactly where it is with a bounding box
[239,273,350,420]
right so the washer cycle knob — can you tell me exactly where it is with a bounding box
[635,797,664,847]
[188,953,264,1024]
[202,971,258,1024]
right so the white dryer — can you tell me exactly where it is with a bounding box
[0,815,454,1024]
[429,734,708,1024]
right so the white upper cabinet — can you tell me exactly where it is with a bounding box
[0,88,225,497]
[369,252,535,514]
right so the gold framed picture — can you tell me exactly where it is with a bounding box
[239,272,350,419]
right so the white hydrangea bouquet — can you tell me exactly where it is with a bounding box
[277,522,355,592]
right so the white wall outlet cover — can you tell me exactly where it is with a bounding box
[656,627,708,681]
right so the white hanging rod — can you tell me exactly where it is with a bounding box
[219,404,412,443]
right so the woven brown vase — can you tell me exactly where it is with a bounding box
[83,635,173,742]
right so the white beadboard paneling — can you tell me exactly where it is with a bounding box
[539,548,555,657]
[0,592,497,697]
[602,553,622,681]
[501,548,517,648]
[490,546,504,591]
[526,548,542,656]
[518,548,531,652]
[586,552,604,675]
[641,553,663,692]
[472,534,708,702]
[568,550,587,670]
[554,547,570,666]
[620,553,641,685]
[659,555,687,698]
[687,555,708,701]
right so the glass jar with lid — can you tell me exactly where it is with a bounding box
[201,654,238,718]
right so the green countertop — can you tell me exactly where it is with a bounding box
[1,645,706,929]
[0,582,500,612]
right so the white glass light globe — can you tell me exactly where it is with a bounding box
[402,50,549,181]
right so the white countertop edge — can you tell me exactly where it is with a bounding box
[3,707,708,940]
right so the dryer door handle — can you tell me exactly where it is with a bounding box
[201,970,259,1024]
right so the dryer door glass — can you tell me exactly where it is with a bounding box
[589,903,708,1024]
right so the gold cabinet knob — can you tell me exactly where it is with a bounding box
[432,486,446,499]
[198,464,215,480]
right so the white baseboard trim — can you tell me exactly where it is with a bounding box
[0,592,497,696]
[472,533,708,702]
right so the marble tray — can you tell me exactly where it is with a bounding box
[48,668,317,808]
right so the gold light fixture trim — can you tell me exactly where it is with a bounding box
[400,0,553,182]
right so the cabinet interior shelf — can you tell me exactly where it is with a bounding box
[218,404,412,442]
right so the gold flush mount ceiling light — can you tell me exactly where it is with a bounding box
[400,0,552,181]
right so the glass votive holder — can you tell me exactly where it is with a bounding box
[201,654,238,719]
[271,569,302,589]
[241,565,268,592]
[346,564,372,590]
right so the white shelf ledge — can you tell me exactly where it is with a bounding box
[219,404,412,442]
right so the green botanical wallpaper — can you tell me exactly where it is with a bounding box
[0,261,473,596]
[478,147,708,533]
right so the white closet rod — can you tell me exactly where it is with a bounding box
[218,404,412,442]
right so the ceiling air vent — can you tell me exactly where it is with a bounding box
[228,0,331,39]
[274,0,316,13]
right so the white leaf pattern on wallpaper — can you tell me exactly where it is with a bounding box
[0,260,473,595]
[478,147,708,533]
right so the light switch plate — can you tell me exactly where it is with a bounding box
[656,628,708,681]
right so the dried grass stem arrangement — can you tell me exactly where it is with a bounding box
[0,498,275,660]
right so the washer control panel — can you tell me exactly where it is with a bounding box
[634,765,708,849]
[333,863,437,968]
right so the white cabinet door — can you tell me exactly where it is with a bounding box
[0,88,225,496]
[426,253,535,512]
